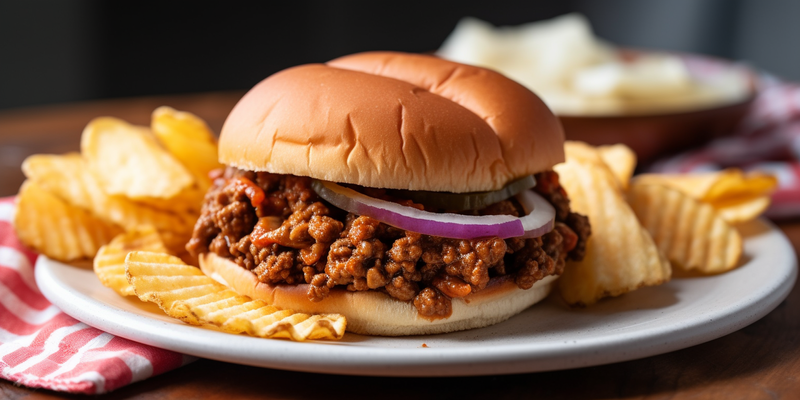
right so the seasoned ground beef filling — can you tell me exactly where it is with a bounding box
[187,168,590,318]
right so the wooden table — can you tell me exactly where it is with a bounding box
[1,95,799,399]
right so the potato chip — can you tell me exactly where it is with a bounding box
[151,106,222,190]
[635,170,777,202]
[633,172,717,199]
[563,141,614,175]
[628,183,742,274]
[81,116,194,199]
[22,153,196,236]
[94,227,168,296]
[125,251,346,341]
[702,170,777,205]
[13,181,122,261]
[597,144,637,189]
[716,196,771,224]
[22,153,91,208]
[633,169,777,223]
[555,144,671,306]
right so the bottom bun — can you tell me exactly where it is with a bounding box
[200,252,558,336]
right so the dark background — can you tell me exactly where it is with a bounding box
[1,0,798,111]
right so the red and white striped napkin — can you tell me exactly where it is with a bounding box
[649,75,800,218]
[0,197,191,394]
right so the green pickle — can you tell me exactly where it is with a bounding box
[392,175,536,211]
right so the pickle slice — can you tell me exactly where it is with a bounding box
[391,175,537,211]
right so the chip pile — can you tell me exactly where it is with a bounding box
[629,169,775,273]
[555,142,670,306]
[13,107,347,342]
[15,107,217,261]
[555,141,777,306]
[15,181,122,261]
[628,184,742,273]
[633,170,777,224]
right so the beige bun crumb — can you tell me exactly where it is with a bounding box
[200,252,558,336]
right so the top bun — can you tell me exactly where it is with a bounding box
[219,51,564,192]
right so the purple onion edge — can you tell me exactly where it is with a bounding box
[316,180,555,240]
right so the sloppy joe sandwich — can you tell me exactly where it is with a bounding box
[187,51,590,336]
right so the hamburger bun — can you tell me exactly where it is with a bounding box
[194,51,575,336]
[219,51,564,193]
[200,252,558,336]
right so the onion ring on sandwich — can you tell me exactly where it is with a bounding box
[187,51,591,336]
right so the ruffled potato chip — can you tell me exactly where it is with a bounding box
[555,142,671,306]
[125,251,346,341]
[597,144,637,189]
[702,170,777,204]
[94,226,168,296]
[13,181,122,261]
[633,169,777,223]
[21,153,196,236]
[81,117,194,199]
[151,106,222,190]
[628,182,742,274]
[633,172,717,198]
[716,196,771,224]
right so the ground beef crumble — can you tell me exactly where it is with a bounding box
[187,168,591,319]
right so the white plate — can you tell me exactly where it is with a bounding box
[35,219,796,376]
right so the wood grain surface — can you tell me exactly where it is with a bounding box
[1,95,798,400]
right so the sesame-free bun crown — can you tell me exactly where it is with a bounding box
[219,51,565,192]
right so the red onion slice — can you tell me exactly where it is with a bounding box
[313,180,522,239]
[312,180,556,240]
[515,190,556,238]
